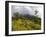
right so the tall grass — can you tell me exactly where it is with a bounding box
[12,12,41,31]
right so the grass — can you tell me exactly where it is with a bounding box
[12,16,41,31]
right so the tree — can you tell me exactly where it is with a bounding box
[35,9,38,15]
[13,12,20,18]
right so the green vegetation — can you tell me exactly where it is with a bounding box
[12,12,41,31]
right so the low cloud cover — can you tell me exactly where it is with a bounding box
[11,5,43,18]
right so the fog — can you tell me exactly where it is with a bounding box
[11,5,43,18]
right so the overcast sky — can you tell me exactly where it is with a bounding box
[11,5,43,18]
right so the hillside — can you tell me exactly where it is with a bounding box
[12,12,41,31]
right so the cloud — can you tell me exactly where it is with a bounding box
[11,5,42,18]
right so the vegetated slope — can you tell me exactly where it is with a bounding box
[12,12,41,31]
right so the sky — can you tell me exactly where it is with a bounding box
[11,5,43,18]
